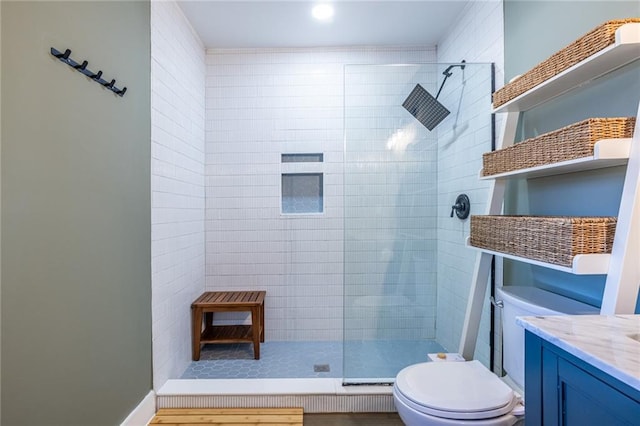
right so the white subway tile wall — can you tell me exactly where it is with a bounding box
[436,0,505,369]
[151,0,206,390]
[205,47,436,341]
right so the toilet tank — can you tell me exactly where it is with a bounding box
[497,285,598,391]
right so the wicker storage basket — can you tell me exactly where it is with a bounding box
[469,215,617,267]
[481,117,636,176]
[493,19,640,108]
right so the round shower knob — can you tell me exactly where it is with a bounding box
[450,194,470,220]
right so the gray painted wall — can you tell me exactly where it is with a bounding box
[1,2,152,425]
[503,1,640,308]
[0,2,3,420]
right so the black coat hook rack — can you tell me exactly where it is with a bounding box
[50,47,127,97]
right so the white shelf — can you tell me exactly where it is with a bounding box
[465,237,611,275]
[461,24,640,359]
[479,138,632,180]
[493,23,640,113]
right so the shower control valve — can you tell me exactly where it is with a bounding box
[450,193,471,220]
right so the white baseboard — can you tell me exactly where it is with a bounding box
[121,390,156,426]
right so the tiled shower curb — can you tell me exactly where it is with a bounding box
[156,378,396,413]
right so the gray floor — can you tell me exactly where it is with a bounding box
[304,413,404,425]
[181,340,446,380]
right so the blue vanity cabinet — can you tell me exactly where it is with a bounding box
[524,331,640,426]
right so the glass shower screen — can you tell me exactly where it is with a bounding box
[342,62,493,384]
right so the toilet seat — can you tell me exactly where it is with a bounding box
[394,361,518,420]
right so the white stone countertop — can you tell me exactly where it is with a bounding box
[517,314,640,391]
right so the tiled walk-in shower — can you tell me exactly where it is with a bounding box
[178,61,492,384]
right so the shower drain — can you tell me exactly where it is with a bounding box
[313,364,330,372]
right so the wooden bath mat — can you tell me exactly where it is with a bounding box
[149,407,303,425]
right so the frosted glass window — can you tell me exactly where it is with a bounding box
[281,173,323,214]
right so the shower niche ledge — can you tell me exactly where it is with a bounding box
[465,237,610,275]
[478,138,632,180]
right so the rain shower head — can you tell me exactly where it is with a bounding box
[402,59,466,131]
[402,84,450,131]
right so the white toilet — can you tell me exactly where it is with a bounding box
[393,285,598,425]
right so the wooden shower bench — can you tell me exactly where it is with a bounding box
[191,291,266,360]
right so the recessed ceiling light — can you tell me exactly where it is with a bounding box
[312,3,334,21]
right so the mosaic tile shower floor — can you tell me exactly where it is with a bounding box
[181,340,446,380]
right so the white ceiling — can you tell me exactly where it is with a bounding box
[178,1,470,49]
